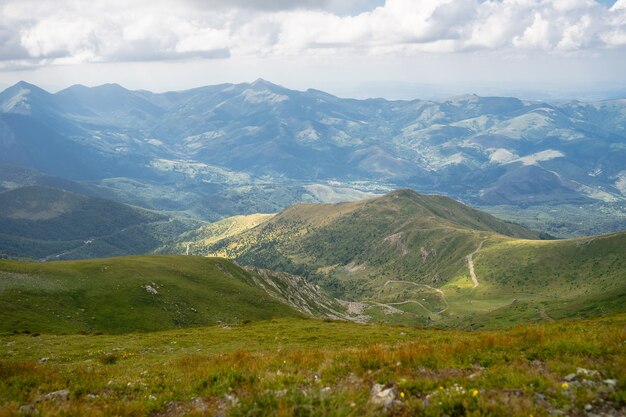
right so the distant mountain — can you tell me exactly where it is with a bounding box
[0,80,625,231]
[0,186,197,260]
[162,190,625,327]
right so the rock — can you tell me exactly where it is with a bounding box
[142,284,158,295]
[190,397,208,413]
[531,360,544,368]
[37,357,49,364]
[584,404,593,411]
[18,404,38,415]
[564,373,577,382]
[42,389,70,402]
[371,383,399,408]
[603,379,617,387]
[224,393,238,407]
[577,368,599,378]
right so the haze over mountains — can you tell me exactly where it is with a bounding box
[1,80,625,235]
[0,78,625,327]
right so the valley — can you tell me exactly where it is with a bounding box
[3,0,626,415]
[1,81,626,236]
[0,81,624,416]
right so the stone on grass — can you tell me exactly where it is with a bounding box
[18,404,38,415]
[42,389,70,402]
[371,383,399,408]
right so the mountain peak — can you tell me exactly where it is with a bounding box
[249,78,283,90]
[386,188,421,199]
[1,81,50,96]
[95,82,127,91]
[251,78,272,86]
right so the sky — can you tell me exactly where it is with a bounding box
[0,0,625,99]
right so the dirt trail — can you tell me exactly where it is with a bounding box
[466,240,486,289]
[378,280,449,314]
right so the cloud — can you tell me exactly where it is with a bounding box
[0,0,625,69]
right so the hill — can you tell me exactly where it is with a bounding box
[165,190,626,327]
[0,255,306,334]
[0,186,198,260]
[167,190,542,295]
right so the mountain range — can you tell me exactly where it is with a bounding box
[1,80,625,235]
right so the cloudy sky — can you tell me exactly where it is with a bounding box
[1,0,625,98]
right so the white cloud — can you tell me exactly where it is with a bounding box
[0,0,625,69]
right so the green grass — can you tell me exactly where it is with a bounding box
[0,255,301,334]
[170,190,540,300]
[0,315,624,416]
[161,190,626,328]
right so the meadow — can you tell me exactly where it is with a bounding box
[1,315,624,416]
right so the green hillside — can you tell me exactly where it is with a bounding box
[168,190,541,297]
[443,231,626,328]
[0,255,301,334]
[165,190,626,327]
[157,213,275,255]
[0,186,198,260]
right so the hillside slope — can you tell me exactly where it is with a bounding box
[447,231,626,328]
[166,190,625,327]
[0,255,305,334]
[0,186,197,260]
[167,190,541,296]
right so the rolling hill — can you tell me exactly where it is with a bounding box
[0,255,306,334]
[0,186,198,260]
[163,190,626,327]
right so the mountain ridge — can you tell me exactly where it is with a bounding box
[1,79,625,235]
[162,189,625,327]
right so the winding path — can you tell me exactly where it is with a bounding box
[377,280,449,314]
[466,240,486,289]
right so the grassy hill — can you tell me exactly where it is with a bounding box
[0,255,303,334]
[0,186,198,260]
[164,190,626,327]
[165,190,542,297]
[443,231,626,328]
[158,213,276,255]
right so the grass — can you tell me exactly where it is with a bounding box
[0,255,301,334]
[156,190,626,328]
[0,315,624,416]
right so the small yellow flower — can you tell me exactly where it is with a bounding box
[439,386,444,390]
[471,389,479,397]
[400,391,405,399]
[561,382,569,389]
